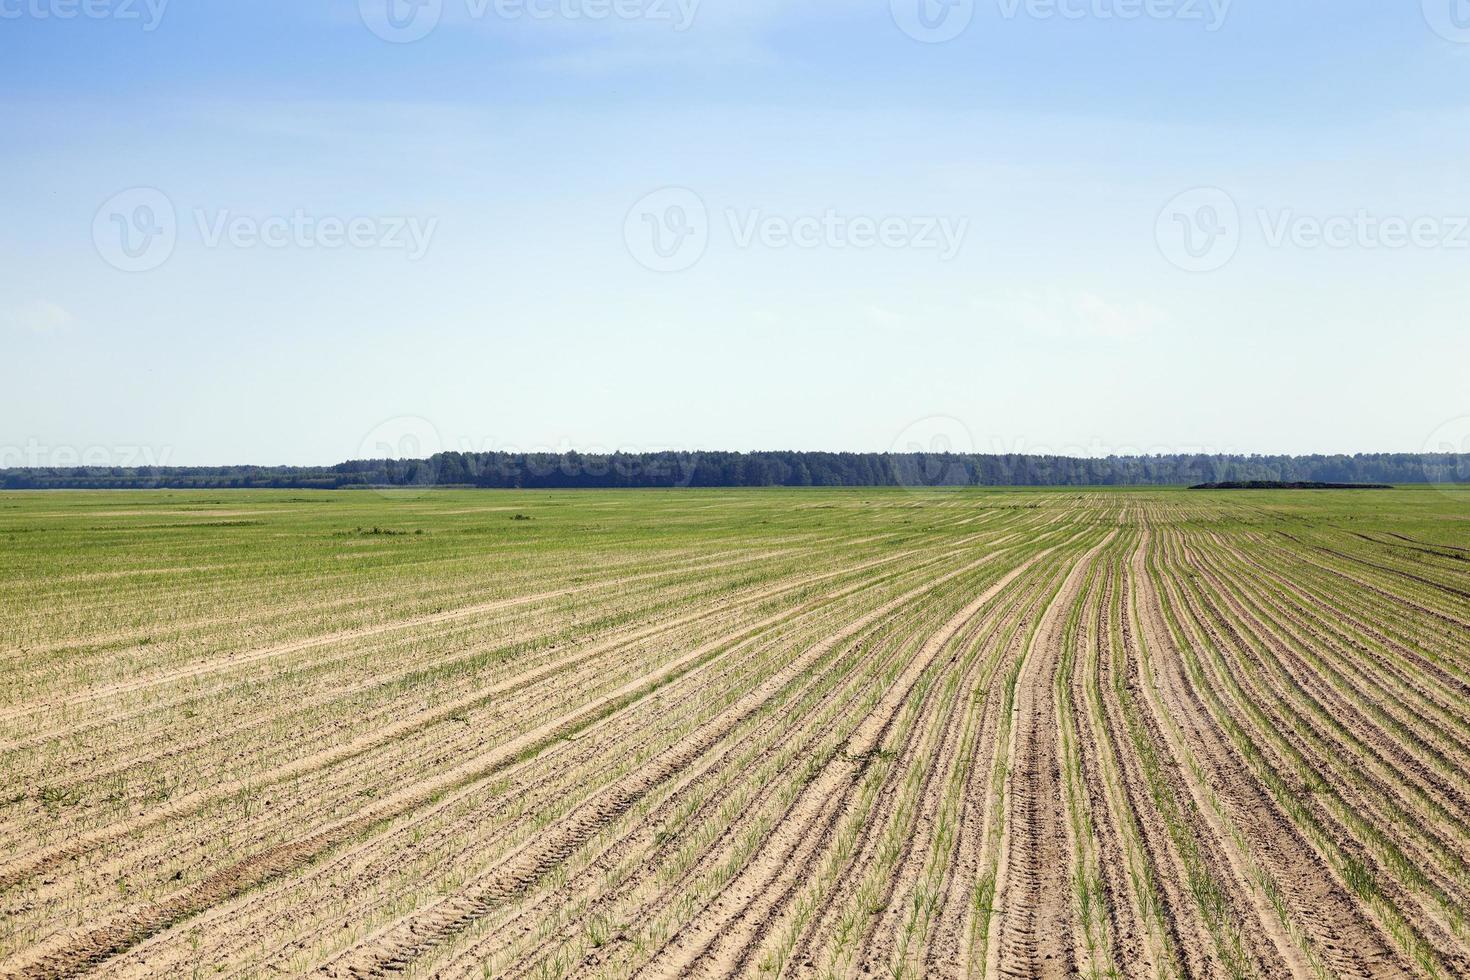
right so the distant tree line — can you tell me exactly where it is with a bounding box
[1,451,1464,490]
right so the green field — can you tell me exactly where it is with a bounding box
[1,487,1467,979]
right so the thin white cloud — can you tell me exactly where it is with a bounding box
[2,301,74,334]
[980,289,1168,342]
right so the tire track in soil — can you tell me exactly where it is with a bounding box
[311,548,1027,979]
[1074,528,1183,979]
[917,558,1070,980]
[1054,538,1123,977]
[223,537,1017,980]
[495,540,1063,980]
[465,530,1068,979]
[444,554,982,980]
[789,540,1073,980]
[493,528,1081,980]
[780,558,1051,980]
[988,529,1116,980]
[102,589,834,979]
[1104,526,1221,979]
[870,581,1064,978]
[7,541,999,980]
[13,530,1025,976]
[961,530,1113,980]
[0,542,954,901]
[874,573,1055,979]
[631,541,1068,980]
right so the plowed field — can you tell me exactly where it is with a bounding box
[2,488,1467,979]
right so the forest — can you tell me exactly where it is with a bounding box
[1,451,1462,489]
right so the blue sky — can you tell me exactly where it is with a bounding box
[3,0,1469,465]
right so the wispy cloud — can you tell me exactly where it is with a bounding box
[2,301,74,334]
[980,289,1168,343]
